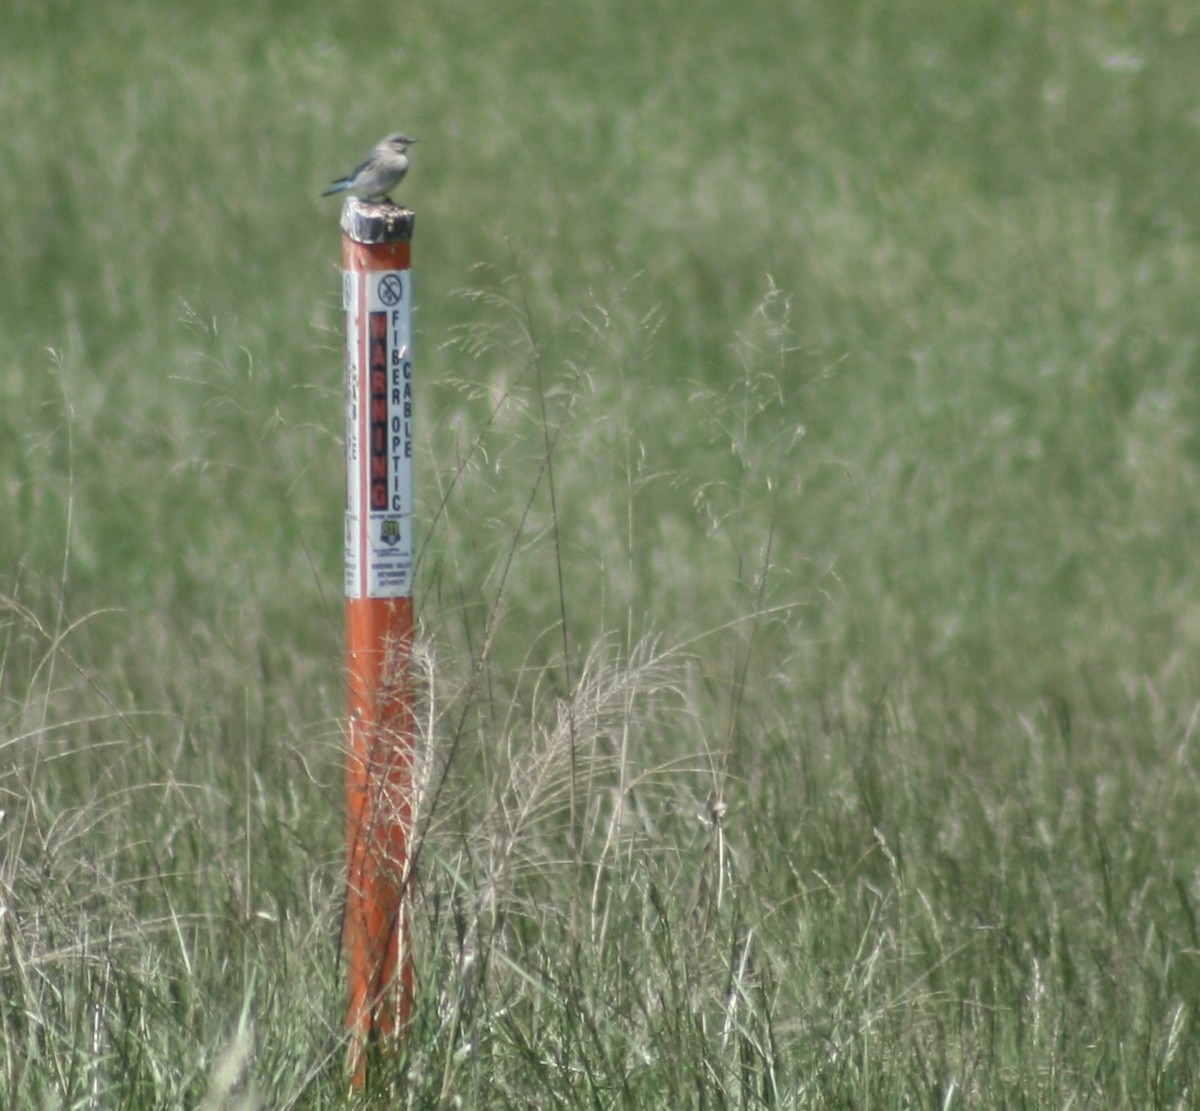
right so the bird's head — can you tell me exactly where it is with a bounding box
[383,134,417,153]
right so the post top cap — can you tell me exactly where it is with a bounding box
[340,200,415,244]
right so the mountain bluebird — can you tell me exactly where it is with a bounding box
[322,133,417,204]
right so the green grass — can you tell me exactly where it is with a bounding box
[4,0,1200,1105]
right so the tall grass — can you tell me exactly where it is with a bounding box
[3,0,1200,1105]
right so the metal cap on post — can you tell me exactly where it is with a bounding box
[340,198,417,1087]
[340,200,416,247]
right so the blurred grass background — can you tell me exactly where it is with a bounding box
[3,0,1200,1105]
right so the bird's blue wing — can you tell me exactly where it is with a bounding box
[326,155,372,188]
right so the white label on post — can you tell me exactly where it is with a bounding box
[344,269,414,599]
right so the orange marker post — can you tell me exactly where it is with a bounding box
[339,200,417,1086]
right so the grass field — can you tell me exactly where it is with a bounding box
[4,0,1200,1105]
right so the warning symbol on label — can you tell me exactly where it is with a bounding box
[378,274,404,306]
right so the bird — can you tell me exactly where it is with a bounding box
[322,133,417,204]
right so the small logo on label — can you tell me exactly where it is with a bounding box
[380,517,402,547]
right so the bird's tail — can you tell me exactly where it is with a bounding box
[321,179,350,197]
